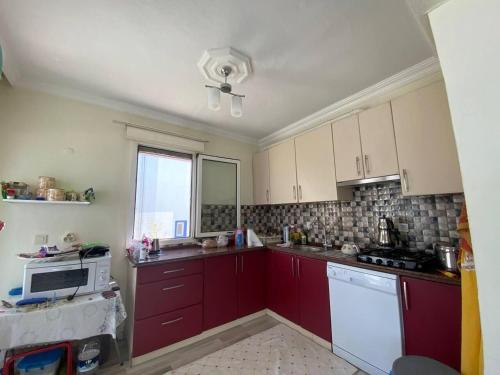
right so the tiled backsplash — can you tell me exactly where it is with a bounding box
[201,204,237,233]
[242,181,464,250]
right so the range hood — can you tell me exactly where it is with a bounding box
[336,174,400,187]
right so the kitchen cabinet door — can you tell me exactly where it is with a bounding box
[269,139,298,204]
[204,255,238,330]
[294,123,339,202]
[358,102,399,178]
[253,150,271,205]
[297,256,331,342]
[238,250,267,317]
[268,250,299,324]
[391,81,463,195]
[400,276,461,371]
[332,114,364,182]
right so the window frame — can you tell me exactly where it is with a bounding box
[132,144,197,246]
[195,154,241,238]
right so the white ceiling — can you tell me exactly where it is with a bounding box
[0,1,434,141]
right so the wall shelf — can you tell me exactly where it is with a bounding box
[2,199,91,205]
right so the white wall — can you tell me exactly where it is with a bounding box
[429,1,500,373]
[0,81,257,298]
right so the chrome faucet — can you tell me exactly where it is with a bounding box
[310,217,331,249]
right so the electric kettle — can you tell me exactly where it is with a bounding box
[377,216,396,248]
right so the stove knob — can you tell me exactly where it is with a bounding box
[387,260,394,267]
[398,262,406,269]
[366,257,372,263]
[375,259,383,265]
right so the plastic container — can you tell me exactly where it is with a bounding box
[77,340,100,374]
[235,228,244,248]
[16,348,63,375]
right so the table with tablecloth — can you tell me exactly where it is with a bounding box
[0,291,127,361]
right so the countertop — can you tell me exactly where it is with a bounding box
[127,244,460,286]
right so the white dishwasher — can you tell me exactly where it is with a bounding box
[327,262,403,375]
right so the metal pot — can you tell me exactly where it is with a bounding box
[377,216,396,248]
[434,242,459,272]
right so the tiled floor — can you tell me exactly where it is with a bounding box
[167,323,357,375]
[100,315,365,375]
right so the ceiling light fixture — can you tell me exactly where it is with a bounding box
[205,66,245,118]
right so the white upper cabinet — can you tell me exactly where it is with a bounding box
[358,102,399,178]
[253,150,271,205]
[391,81,463,196]
[268,139,298,204]
[294,123,339,203]
[332,115,364,182]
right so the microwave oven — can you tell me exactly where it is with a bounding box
[22,253,111,299]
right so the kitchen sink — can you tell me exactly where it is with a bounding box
[294,245,326,252]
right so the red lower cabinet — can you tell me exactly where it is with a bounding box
[400,276,461,371]
[297,256,331,342]
[268,250,299,324]
[203,255,238,330]
[238,250,267,317]
[133,304,203,357]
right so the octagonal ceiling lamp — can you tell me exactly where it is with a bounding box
[198,47,252,118]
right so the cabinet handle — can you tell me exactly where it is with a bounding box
[241,256,244,273]
[403,281,409,311]
[299,185,302,200]
[293,185,297,200]
[266,189,269,203]
[235,256,238,275]
[297,258,300,279]
[162,284,184,291]
[161,317,183,326]
[291,257,294,278]
[364,155,370,174]
[356,156,361,175]
[163,268,185,274]
[402,169,410,192]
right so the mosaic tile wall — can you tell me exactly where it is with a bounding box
[241,181,465,250]
[201,204,237,233]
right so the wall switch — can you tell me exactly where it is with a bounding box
[34,234,48,245]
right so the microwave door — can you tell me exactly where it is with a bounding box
[24,262,97,299]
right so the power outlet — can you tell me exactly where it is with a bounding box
[34,234,48,245]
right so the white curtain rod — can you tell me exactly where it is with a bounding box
[113,120,209,143]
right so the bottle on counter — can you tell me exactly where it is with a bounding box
[235,227,244,248]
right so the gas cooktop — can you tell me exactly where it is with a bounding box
[357,247,437,271]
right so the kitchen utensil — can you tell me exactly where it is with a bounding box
[152,238,160,251]
[434,242,459,272]
[46,188,65,201]
[377,216,396,248]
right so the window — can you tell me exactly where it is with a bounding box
[133,146,193,241]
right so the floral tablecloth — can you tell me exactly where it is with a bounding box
[0,291,126,360]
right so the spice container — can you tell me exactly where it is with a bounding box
[36,188,48,199]
[39,176,56,189]
[66,191,78,201]
[47,188,65,201]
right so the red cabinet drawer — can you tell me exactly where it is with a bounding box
[135,274,203,320]
[133,304,203,357]
[137,259,203,285]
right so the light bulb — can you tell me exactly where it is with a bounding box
[208,87,221,111]
[231,95,243,118]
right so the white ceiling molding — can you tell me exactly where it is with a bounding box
[198,47,252,85]
[258,56,442,149]
[12,79,258,145]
